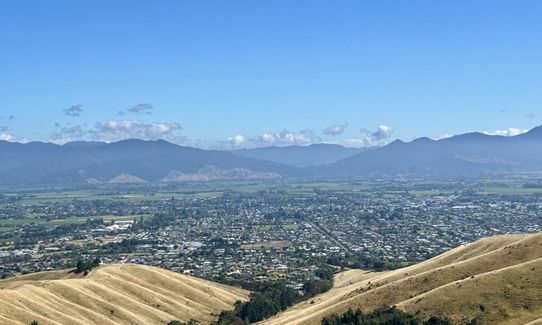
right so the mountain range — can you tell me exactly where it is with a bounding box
[0,139,296,186]
[322,126,542,177]
[2,126,542,186]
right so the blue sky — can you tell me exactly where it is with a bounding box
[1,1,541,148]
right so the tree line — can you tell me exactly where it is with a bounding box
[214,265,335,324]
[75,257,100,274]
[321,307,453,325]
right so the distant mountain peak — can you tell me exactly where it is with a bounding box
[387,139,406,146]
[520,125,542,139]
[324,124,542,177]
[411,137,435,144]
[439,131,493,144]
[0,139,296,186]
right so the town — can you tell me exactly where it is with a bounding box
[1,178,541,290]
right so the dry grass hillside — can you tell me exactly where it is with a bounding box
[0,264,249,325]
[261,232,542,325]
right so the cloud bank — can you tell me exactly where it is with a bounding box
[226,129,319,148]
[484,128,527,137]
[50,119,184,144]
[0,133,15,141]
[0,125,16,142]
[224,124,395,149]
[341,124,395,147]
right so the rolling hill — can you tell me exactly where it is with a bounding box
[0,264,249,325]
[261,232,542,325]
[1,234,541,324]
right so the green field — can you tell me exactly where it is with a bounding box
[5,177,542,205]
[483,187,542,195]
[0,215,150,235]
[282,224,299,230]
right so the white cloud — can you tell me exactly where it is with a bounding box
[484,128,527,137]
[224,125,394,149]
[349,124,395,147]
[92,120,182,141]
[0,133,15,141]
[322,123,348,136]
[48,119,184,144]
[224,129,319,148]
[265,129,316,145]
[0,126,16,142]
[228,134,246,147]
[370,124,394,140]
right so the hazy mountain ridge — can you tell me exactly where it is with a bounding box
[233,144,374,167]
[0,139,297,186]
[323,126,542,177]
[3,126,542,186]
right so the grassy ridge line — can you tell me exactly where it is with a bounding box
[400,256,542,324]
[0,264,249,325]
[259,232,542,325]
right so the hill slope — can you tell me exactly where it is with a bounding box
[260,232,542,325]
[0,264,249,325]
